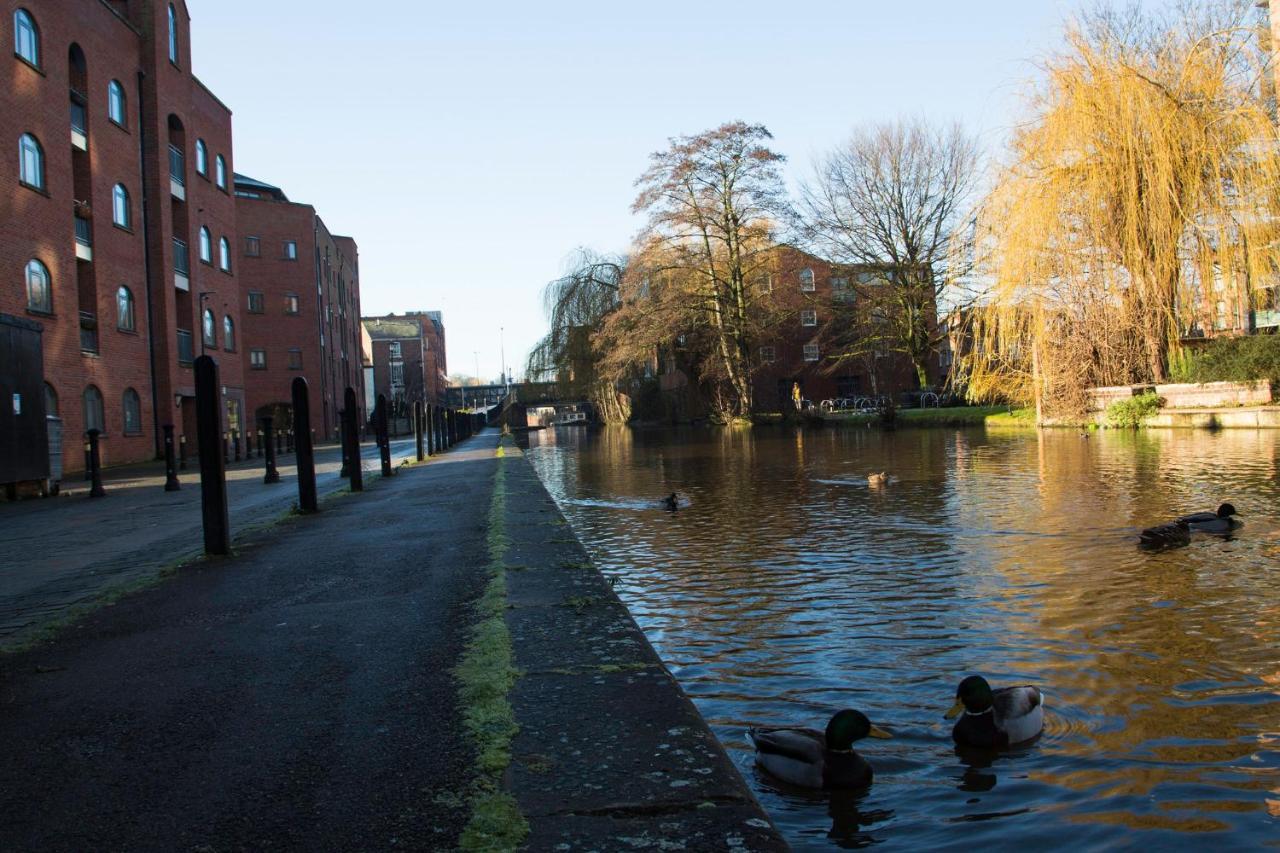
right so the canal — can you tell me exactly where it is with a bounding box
[522,425,1279,850]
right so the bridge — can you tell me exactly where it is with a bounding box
[444,382,564,409]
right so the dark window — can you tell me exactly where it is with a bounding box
[288,348,302,370]
[122,388,141,435]
[25,258,51,313]
[116,286,135,331]
[44,382,58,416]
[177,329,194,365]
[244,236,260,257]
[250,349,266,370]
[79,311,98,353]
[247,291,264,313]
[285,293,299,314]
[83,386,105,433]
[173,238,189,276]
[14,9,39,68]
[108,80,126,126]
[19,133,44,190]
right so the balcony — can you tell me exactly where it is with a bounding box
[79,311,98,354]
[74,216,93,262]
[176,329,194,366]
[70,101,87,151]
[173,238,190,292]
[168,145,185,200]
[1252,309,1280,331]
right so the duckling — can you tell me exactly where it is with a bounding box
[661,493,679,512]
[1175,502,1241,535]
[750,709,891,790]
[945,675,1044,748]
[867,472,889,487]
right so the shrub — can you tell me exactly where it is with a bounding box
[1106,392,1162,428]
[1173,334,1280,383]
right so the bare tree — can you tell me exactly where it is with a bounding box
[798,118,981,388]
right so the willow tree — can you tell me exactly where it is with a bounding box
[599,122,790,421]
[964,1,1280,417]
[526,249,629,422]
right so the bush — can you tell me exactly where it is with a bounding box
[1171,334,1280,383]
[1106,392,1163,428]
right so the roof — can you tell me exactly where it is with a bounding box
[362,317,422,340]
[232,173,288,202]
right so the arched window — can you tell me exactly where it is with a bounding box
[219,236,230,271]
[215,154,226,189]
[167,4,178,64]
[116,285,135,331]
[14,9,39,67]
[19,133,44,190]
[108,80,126,126]
[25,258,51,313]
[122,388,142,435]
[44,383,58,417]
[202,308,216,349]
[799,268,816,292]
[223,315,235,351]
[199,226,212,263]
[195,139,207,176]
[112,184,130,228]
[83,385,105,434]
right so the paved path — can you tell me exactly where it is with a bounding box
[0,436,422,645]
[0,432,500,850]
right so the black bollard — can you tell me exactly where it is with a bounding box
[262,416,280,484]
[87,429,106,498]
[233,429,241,462]
[222,432,229,464]
[425,404,434,456]
[292,378,318,512]
[343,387,363,492]
[254,429,261,459]
[376,394,393,477]
[83,439,92,482]
[163,424,181,491]
[194,355,230,555]
[414,400,425,462]
[339,412,350,478]
[179,433,188,470]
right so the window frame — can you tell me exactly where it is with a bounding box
[201,308,217,350]
[19,132,44,192]
[800,308,818,327]
[107,79,127,127]
[215,154,227,190]
[116,285,136,332]
[803,343,821,362]
[249,348,267,370]
[218,236,231,272]
[195,139,207,177]
[284,292,300,315]
[167,4,179,65]
[283,240,298,260]
[799,268,816,292]
[122,388,142,435]
[112,184,131,229]
[247,291,264,314]
[199,226,212,263]
[14,9,39,69]
[759,345,776,364]
[222,314,235,351]
[25,258,52,314]
[389,341,402,358]
[244,235,260,257]
[82,385,105,435]
[287,347,303,370]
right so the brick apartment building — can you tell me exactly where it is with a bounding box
[362,311,448,420]
[234,174,365,441]
[3,0,244,477]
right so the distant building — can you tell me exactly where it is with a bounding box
[234,174,365,440]
[361,312,448,419]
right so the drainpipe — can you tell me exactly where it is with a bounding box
[136,70,162,459]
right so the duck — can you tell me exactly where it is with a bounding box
[945,675,1044,748]
[867,472,889,487]
[1138,520,1191,549]
[1175,502,1241,535]
[661,493,679,512]
[749,709,891,789]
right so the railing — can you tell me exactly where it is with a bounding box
[173,238,190,275]
[176,329,194,365]
[168,145,185,185]
[79,311,98,353]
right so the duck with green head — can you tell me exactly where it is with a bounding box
[946,675,1044,748]
[749,709,891,789]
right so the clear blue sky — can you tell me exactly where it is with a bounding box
[188,0,1174,382]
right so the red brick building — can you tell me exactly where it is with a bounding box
[2,0,243,476]
[361,311,448,420]
[234,174,364,441]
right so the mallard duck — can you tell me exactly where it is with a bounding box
[749,709,891,789]
[661,493,679,512]
[945,676,1044,748]
[867,472,889,487]
[1138,521,1191,549]
[1176,502,1241,534]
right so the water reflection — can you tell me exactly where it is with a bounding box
[523,425,1280,849]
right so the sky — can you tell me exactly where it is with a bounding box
[187,0,1180,383]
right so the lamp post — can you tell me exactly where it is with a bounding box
[500,326,507,393]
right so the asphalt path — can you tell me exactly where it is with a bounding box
[0,432,499,850]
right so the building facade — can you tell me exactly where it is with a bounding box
[234,174,364,441]
[3,0,243,476]
[361,311,447,421]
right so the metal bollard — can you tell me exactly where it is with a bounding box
[343,387,362,492]
[87,429,106,498]
[262,417,280,484]
[293,378,318,512]
[377,393,393,477]
[194,356,230,555]
[83,439,92,481]
[222,432,229,464]
[233,429,241,462]
[163,424,181,491]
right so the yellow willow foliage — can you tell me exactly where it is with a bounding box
[965,13,1280,417]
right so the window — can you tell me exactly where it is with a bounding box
[757,273,773,294]
[83,386,105,434]
[107,80,126,126]
[759,346,776,364]
[250,348,266,369]
[800,309,818,327]
[202,308,216,349]
[284,292,299,314]
[176,328,194,364]
[223,315,235,350]
[25,258,51,313]
[219,237,230,271]
[173,238,189,276]
[44,382,58,416]
[390,362,405,386]
[168,144,184,185]
[215,155,226,189]
[112,184,131,228]
[389,341,402,358]
[195,139,207,176]
[19,133,44,191]
[247,291,264,313]
[832,275,854,303]
[803,343,820,362]
[122,388,141,435]
[199,226,212,263]
[167,4,178,64]
[244,236,260,256]
[283,240,297,260]
[287,348,303,370]
[799,268,815,292]
[14,9,39,68]
[116,286,135,331]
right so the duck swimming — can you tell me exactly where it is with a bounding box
[867,472,889,487]
[946,675,1044,748]
[1140,502,1240,547]
[749,709,891,789]
[661,493,679,512]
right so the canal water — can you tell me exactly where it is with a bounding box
[522,425,1280,850]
